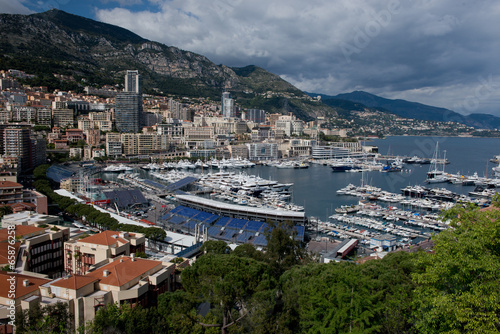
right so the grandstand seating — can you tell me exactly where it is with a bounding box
[176,206,200,218]
[220,229,239,241]
[295,226,305,241]
[162,206,303,247]
[227,218,247,230]
[183,220,199,230]
[236,232,255,243]
[252,235,268,247]
[168,216,186,225]
[214,216,231,227]
[244,220,263,232]
[207,226,222,238]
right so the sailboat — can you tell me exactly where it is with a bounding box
[425,142,448,183]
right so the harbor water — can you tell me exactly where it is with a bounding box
[235,136,500,220]
[104,136,500,222]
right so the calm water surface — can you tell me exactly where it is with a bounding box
[242,136,500,220]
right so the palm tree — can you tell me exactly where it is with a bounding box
[0,205,13,218]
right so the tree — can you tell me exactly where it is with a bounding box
[0,205,13,218]
[87,303,163,334]
[15,301,72,334]
[200,240,231,255]
[264,220,310,276]
[232,243,265,262]
[157,291,204,334]
[412,202,500,333]
[182,254,271,334]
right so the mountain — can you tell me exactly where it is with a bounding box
[313,91,500,129]
[0,9,335,119]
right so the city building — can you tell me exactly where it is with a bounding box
[183,127,215,150]
[0,271,51,332]
[228,145,249,159]
[36,107,52,126]
[54,255,175,329]
[246,142,279,161]
[21,190,48,214]
[3,127,30,171]
[370,234,397,251]
[312,146,355,159]
[275,118,304,137]
[120,133,169,156]
[115,92,142,133]
[69,148,83,159]
[30,136,47,169]
[65,129,84,143]
[282,139,317,157]
[156,119,183,138]
[221,92,235,118]
[246,109,266,123]
[52,108,74,128]
[64,230,146,275]
[106,133,123,157]
[0,223,69,277]
[0,181,23,205]
[124,70,141,94]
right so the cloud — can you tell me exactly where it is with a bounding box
[80,0,500,115]
[0,0,34,14]
[99,0,143,6]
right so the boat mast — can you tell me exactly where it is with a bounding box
[442,150,446,173]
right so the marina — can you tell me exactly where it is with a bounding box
[84,136,500,250]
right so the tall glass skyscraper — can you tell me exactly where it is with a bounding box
[124,70,141,93]
[116,71,143,133]
[221,91,234,118]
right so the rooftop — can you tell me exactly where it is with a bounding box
[50,275,98,290]
[0,180,23,188]
[0,271,51,299]
[78,230,129,246]
[0,224,45,242]
[176,194,305,219]
[86,256,162,287]
[1,211,59,226]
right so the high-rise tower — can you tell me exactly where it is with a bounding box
[124,70,141,94]
[116,71,143,133]
[221,91,234,118]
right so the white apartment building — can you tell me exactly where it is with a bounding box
[246,142,278,161]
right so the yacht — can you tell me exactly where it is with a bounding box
[103,164,134,172]
[425,142,448,183]
[382,159,403,172]
[331,158,358,172]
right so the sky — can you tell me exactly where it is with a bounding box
[1,0,500,116]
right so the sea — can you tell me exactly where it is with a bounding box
[227,136,500,220]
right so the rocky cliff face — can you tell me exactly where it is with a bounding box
[0,10,238,89]
[0,9,335,119]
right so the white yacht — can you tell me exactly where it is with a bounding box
[103,164,134,172]
[425,143,448,183]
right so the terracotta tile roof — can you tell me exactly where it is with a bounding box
[0,225,45,242]
[50,275,98,290]
[86,256,162,287]
[0,181,23,188]
[78,230,128,246]
[6,202,36,211]
[0,271,50,299]
[480,205,500,212]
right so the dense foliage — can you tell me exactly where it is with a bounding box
[15,302,72,334]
